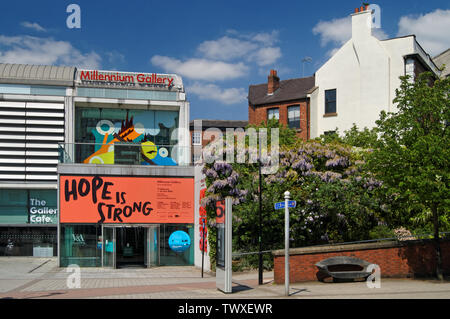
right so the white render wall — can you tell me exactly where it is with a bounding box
[311,9,436,138]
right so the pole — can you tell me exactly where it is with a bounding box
[201,220,205,278]
[258,142,263,285]
[284,191,290,297]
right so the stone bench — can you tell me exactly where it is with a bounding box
[315,256,372,282]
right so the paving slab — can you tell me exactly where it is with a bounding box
[1,257,449,299]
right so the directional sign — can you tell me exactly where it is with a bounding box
[274,201,296,210]
[274,202,284,210]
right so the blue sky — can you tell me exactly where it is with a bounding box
[1,0,449,121]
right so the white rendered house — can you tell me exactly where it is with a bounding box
[309,5,440,138]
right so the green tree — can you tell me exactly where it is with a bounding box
[342,124,379,149]
[367,72,450,280]
[247,118,298,147]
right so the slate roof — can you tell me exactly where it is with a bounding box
[248,76,315,106]
[433,48,450,78]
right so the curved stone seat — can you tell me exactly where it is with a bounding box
[315,256,373,282]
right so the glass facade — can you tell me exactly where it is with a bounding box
[59,223,194,267]
[60,224,102,267]
[0,189,57,225]
[0,226,56,256]
[160,224,194,266]
[74,107,179,166]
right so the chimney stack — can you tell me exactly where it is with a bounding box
[352,3,372,40]
[267,69,280,95]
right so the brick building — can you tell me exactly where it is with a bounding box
[248,70,315,141]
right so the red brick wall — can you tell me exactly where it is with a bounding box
[248,100,309,141]
[273,240,450,283]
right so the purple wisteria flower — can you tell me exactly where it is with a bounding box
[363,177,383,190]
[325,156,349,168]
[205,168,218,179]
[227,171,239,187]
[213,161,233,176]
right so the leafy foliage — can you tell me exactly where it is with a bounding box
[201,72,449,272]
[367,72,450,230]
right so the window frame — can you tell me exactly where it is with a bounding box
[192,131,202,145]
[324,89,337,115]
[287,105,301,129]
[267,108,279,121]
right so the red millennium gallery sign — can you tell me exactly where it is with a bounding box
[60,176,194,224]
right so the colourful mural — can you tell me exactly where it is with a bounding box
[80,109,178,166]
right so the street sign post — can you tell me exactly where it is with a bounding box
[284,191,290,297]
[275,194,293,296]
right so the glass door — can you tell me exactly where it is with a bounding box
[147,225,159,267]
[103,226,116,268]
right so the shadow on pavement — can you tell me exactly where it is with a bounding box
[232,281,254,293]
[289,288,309,296]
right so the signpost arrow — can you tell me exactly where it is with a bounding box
[274,200,296,210]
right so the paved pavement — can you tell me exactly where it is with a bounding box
[0,257,450,299]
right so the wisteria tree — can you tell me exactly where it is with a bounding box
[201,121,387,269]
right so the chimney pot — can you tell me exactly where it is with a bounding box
[360,6,364,11]
[365,4,370,11]
[355,8,359,13]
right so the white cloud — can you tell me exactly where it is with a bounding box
[196,32,282,67]
[251,47,282,66]
[150,55,248,81]
[326,47,340,58]
[188,82,247,105]
[313,16,352,47]
[0,35,101,68]
[251,30,280,46]
[197,36,257,61]
[20,21,46,32]
[151,30,282,105]
[397,9,450,56]
[106,51,126,66]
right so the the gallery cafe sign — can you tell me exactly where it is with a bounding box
[77,69,179,89]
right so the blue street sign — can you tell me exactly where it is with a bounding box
[274,202,284,210]
[274,201,296,210]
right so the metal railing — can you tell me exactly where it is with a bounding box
[58,142,191,166]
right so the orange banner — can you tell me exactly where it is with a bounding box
[60,175,194,224]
